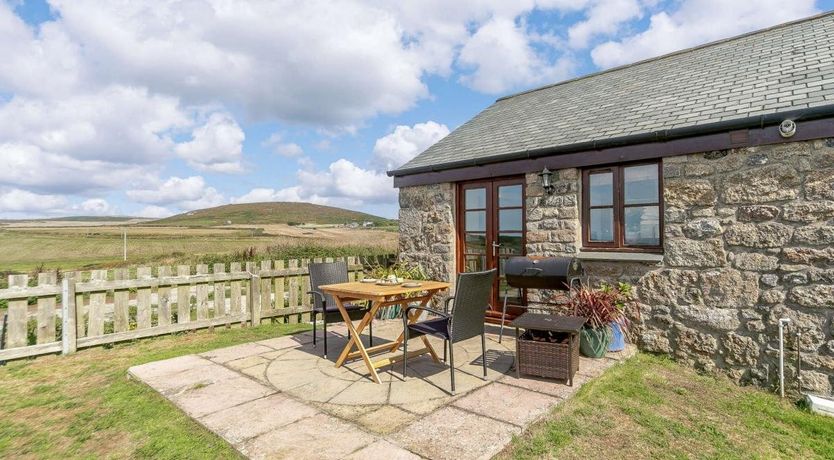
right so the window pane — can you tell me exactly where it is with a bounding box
[624,164,659,205]
[465,210,486,232]
[498,184,522,207]
[624,206,660,246]
[589,208,614,242]
[499,209,522,231]
[465,233,486,253]
[464,255,486,272]
[465,188,486,209]
[589,172,613,206]
[498,233,523,255]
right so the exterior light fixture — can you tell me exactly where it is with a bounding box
[538,167,555,195]
[778,119,796,138]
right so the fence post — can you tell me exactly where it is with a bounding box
[62,275,77,355]
[249,271,261,327]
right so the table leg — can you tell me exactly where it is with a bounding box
[333,296,381,383]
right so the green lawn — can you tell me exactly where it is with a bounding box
[503,354,834,459]
[0,322,310,459]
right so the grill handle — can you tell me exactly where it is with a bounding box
[521,267,543,276]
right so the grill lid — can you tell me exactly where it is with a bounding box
[504,256,582,290]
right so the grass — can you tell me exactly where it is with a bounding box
[504,353,834,460]
[0,321,310,458]
[0,225,397,272]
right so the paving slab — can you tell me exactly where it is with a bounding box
[200,343,275,364]
[226,355,268,370]
[239,363,270,385]
[499,373,582,399]
[345,439,421,459]
[356,405,416,434]
[452,382,560,427]
[239,413,377,460]
[132,360,242,394]
[169,375,276,418]
[198,393,318,444]
[128,354,213,380]
[392,406,520,460]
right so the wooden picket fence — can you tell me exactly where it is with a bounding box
[0,256,391,361]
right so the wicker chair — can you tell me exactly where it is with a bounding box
[402,269,496,395]
[307,261,373,358]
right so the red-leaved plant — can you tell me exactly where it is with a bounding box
[569,282,638,332]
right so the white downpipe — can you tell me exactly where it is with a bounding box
[778,318,791,398]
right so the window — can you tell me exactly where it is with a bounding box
[581,161,662,251]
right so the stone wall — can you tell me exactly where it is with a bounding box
[398,183,456,283]
[398,138,834,396]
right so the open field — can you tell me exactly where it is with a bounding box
[0,322,309,459]
[503,354,834,459]
[0,224,397,272]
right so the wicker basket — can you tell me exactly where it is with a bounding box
[517,332,579,381]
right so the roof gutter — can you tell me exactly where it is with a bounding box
[388,104,834,177]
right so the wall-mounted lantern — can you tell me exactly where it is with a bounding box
[538,167,555,195]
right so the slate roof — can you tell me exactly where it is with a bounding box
[392,12,834,176]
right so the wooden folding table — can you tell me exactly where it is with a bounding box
[318,280,450,383]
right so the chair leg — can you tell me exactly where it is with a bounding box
[402,327,409,379]
[312,312,317,347]
[449,341,456,395]
[443,340,447,363]
[499,292,508,343]
[323,316,328,358]
[481,331,488,380]
[369,318,373,347]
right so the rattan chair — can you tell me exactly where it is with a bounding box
[308,261,373,358]
[401,269,496,395]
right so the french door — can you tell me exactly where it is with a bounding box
[457,177,525,323]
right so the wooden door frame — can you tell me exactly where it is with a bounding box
[455,176,526,317]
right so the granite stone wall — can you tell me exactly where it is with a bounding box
[398,138,834,396]
[397,183,456,283]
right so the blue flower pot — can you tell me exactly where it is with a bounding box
[608,322,625,352]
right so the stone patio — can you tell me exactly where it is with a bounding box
[129,320,635,459]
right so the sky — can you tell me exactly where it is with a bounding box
[1,0,832,219]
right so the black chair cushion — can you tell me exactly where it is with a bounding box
[313,303,366,314]
[407,316,450,339]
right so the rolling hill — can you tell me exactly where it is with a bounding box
[146,202,395,227]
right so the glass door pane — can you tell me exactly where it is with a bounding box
[462,186,489,273]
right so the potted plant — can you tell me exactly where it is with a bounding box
[599,282,636,352]
[569,284,630,358]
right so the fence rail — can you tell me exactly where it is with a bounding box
[0,255,390,361]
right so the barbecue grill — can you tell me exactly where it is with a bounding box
[499,256,584,342]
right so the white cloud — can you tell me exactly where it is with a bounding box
[76,198,116,216]
[0,188,68,213]
[234,158,395,208]
[0,143,156,195]
[136,205,173,219]
[0,86,187,164]
[263,133,304,157]
[127,176,225,211]
[590,0,819,68]
[457,17,576,94]
[568,0,643,49]
[175,112,245,173]
[48,0,430,128]
[372,121,450,171]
